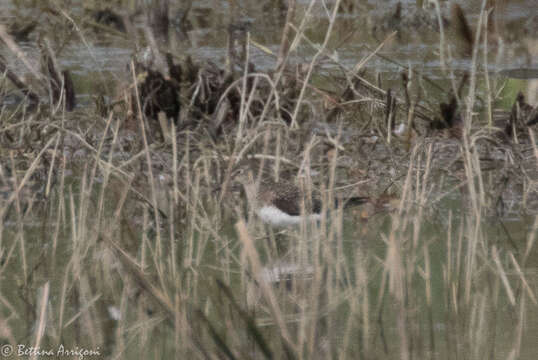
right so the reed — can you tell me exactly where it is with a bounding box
[0,1,536,359]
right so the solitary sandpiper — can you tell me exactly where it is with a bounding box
[234,171,369,227]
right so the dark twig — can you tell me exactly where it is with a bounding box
[0,54,40,105]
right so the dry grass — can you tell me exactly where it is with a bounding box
[0,1,537,359]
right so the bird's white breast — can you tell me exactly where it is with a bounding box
[257,205,321,226]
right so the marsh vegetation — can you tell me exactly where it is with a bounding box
[0,0,537,359]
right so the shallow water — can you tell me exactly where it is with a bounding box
[1,1,536,84]
[0,0,537,359]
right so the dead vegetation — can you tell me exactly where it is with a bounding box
[0,0,537,359]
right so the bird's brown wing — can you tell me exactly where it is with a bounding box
[272,182,325,216]
[271,182,302,216]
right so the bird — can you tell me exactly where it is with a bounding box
[233,170,369,227]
